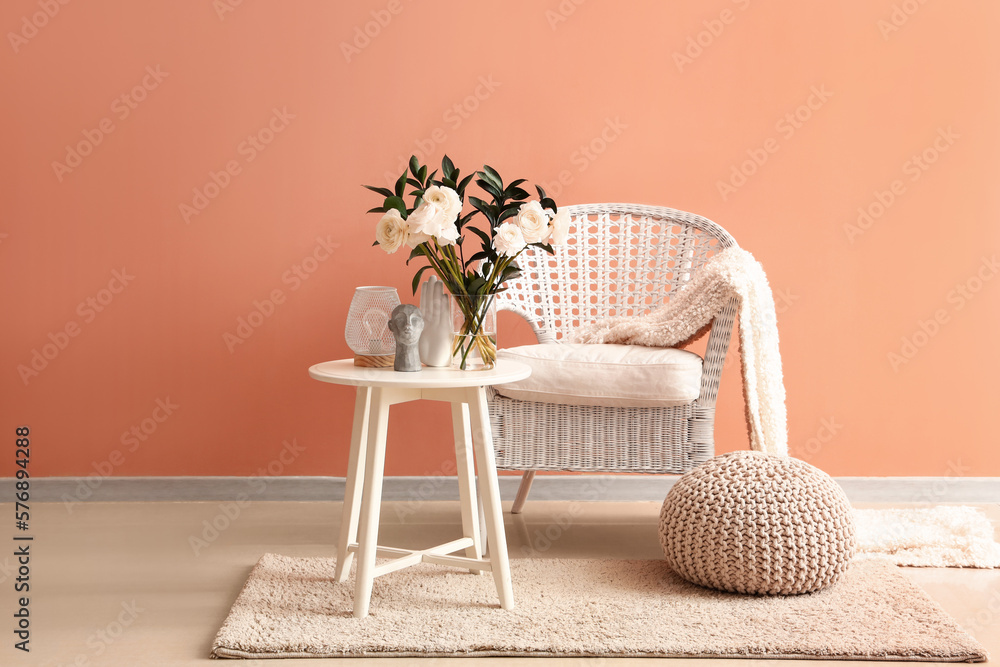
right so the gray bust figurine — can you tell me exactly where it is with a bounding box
[387,304,424,372]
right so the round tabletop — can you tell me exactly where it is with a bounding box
[308,359,531,389]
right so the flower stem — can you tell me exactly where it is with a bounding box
[453,293,496,370]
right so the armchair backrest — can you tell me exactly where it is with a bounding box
[496,203,738,342]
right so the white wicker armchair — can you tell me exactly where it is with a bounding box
[489,203,739,513]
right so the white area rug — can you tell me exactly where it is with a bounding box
[211,556,986,660]
[855,506,1000,568]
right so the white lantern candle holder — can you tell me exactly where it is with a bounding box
[345,286,400,367]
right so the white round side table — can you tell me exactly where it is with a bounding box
[308,359,531,618]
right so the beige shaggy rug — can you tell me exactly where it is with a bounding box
[211,556,986,660]
[855,506,1000,568]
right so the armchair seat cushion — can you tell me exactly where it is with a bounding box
[494,343,703,408]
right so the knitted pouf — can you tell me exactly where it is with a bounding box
[659,451,856,595]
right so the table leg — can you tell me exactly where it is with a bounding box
[467,386,514,610]
[335,386,371,583]
[477,482,487,557]
[353,387,390,618]
[450,402,482,570]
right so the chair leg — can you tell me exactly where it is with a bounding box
[510,471,536,515]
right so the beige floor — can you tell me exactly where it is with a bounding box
[2,500,998,666]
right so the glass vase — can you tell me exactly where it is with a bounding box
[451,293,497,371]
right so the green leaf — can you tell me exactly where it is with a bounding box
[498,208,518,223]
[458,174,474,195]
[367,206,387,214]
[507,178,527,189]
[442,155,455,179]
[535,185,548,199]
[384,196,407,216]
[507,187,530,201]
[418,165,427,183]
[540,197,557,211]
[466,225,493,248]
[482,165,503,189]
[456,211,477,232]
[468,198,497,225]
[364,185,394,198]
[395,172,407,197]
[467,250,490,264]
[409,155,420,178]
[406,177,422,188]
[468,276,486,295]
[475,179,502,201]
[411,265,434,294]
[534,242,555,254]
[405,245,424,265]
[372,240,380,247]
[426,169,438,185]
[443,178,456,189]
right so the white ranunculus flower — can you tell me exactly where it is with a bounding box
[548,208,571,246]
[436,220,460,246]
[375,209,408,254]
[408,201,442,236]
[423,185,462,225]
[514,200,550,243]
[405,229,432,248]
[493,221,527,257]
[404,202,438,248]
[408,199,462,246]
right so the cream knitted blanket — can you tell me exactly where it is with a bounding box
[572,247,788,456]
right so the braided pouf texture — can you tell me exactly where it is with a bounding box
[659,450,856,595]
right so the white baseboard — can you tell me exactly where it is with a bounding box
[2,475,998,505]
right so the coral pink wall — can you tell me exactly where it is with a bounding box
[3,1,999,479]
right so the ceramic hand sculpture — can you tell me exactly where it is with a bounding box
[418,275,452,367]
[387,304,424,372]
